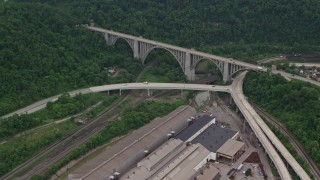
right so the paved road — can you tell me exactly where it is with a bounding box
[289,63,320,67]
[252,102,320,180]
[272,70,320,86]
[231,71,311,180]
[90,83,230,92]
[2,83,230,119]
[257,56,285,64]
[2,89,92,119]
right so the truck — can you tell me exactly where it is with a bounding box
[237,163,244,172]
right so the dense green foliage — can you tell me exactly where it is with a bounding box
[0,94,118,177]
[1,0,320,176]
[244,72,320,168]
[0,93,117,139]
[140,51,186,82]
[0,120,79,177]
[16,0,320,58]
[32,100,187,180]
[2,0,320,116]
[0,2,141,116]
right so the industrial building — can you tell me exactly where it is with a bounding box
[69,108,246,180]
[216,139,246,164]
[120,115,244,180]
[68,105,196,180]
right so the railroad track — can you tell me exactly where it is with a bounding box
[2,60,156,179]
[250,102,320,180]
[2,62,218,179]
[2,93,130,180]
[24,90,177,179]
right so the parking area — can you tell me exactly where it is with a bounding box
[196,96,273,180]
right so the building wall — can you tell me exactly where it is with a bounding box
[231,131,239,140]
[194,152,216,171]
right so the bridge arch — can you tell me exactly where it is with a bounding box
[141,46,185,72]
[111,37,134,53]
[191,58,224,76]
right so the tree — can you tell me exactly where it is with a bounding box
[245,168,252,176]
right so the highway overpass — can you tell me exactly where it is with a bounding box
[2,83,230,118]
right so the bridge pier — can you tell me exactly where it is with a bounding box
[133,39,140,59]
[104,33,112,46]
[223,62,230,82]
[185,52,195,80]
[229,96,233,105]
[147,89,151,97]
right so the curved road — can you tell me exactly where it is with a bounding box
[2,83,230,119]
[251,102,320,180]
[272,70,320,86]
[289,63,320,68]
[231,71,311,180]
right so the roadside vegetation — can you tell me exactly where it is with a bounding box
[0,94,118,177]
[263,119,313,179]
[244,72,320,169]
[0,93,117,139]
[0,120,79,177]
[0,2,141,117]
[2,0,320,116]
[31,100,187,180]
[1,0,320,178]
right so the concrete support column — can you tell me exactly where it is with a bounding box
[229,96,233,105]
[231,64,235,75]
[147,89,150,97]
[243,121,246,131]
[236,107,239,113]
[104,33,111,45]
[133,39,140,59]
[223,62,230,82]
[120,89,122,96]
[185,52,195,80]
[180,89,183,98]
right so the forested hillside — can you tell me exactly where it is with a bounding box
[0,2,141,116]
[1,0,320,115]
[244,72,320,168]
[15,0,320,59]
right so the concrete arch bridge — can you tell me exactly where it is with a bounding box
[87,26,265,82]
